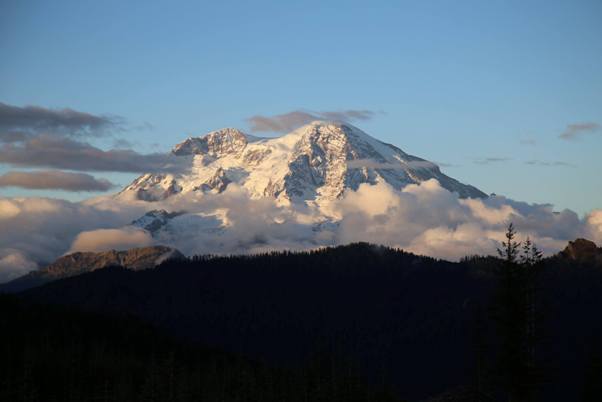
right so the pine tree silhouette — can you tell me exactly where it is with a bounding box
[494,224,543,402]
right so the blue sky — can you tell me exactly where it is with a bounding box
[1,0,601,215]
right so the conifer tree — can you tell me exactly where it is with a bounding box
[495,224,542,402]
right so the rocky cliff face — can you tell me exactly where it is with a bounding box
[42,246,184,277]
[559,238,602,265]
[1,246,184,293]
[118,121,486,204]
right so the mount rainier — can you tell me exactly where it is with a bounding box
[119,121,485,203]
[11,120,598,272]
[87,121,489,255]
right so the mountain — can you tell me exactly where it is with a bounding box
[107,121,488,255]
[17,241,602,401]
[118,121,486,204]
[0,245,183,293]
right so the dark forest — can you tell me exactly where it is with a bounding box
[2,236,602,401]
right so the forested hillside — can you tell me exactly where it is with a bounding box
[8,242,602,401]
[0,295,400,402]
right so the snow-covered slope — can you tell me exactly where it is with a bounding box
[118,121,486,205]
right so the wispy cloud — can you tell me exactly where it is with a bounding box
[559,122,600,141]
[0,135,180,173]
[0,102,123,139]
[436,162,461,168]
[524,160,576,168]
[247,109,379,133]
[0,170,116,192]
[112,138,135,149]
[473,157,511,165]
[346,159,440,170]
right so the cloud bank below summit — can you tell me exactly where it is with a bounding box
[1,179,601,283]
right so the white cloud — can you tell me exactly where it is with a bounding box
[328,180,595,259]
[0,197,147,270]
[0,250,37,282]
[0,180,601,283]
[407,224,498,261]
[586,210,602,244]
[70,227,154,253]
[462,198,517,225]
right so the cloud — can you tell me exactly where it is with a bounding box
[473,157,511,165]
[0,102,122,139]
[122,180,600,261]
[0,131,29,143]
[331,180,590,260]
[0,135,181,173]
[524,160,575,168]
[0,197,147,274]
[0,250,38,282]
[318,110,377,121]
[247,109,378,133]
[587,210,602,244]
[0,170,115,192]
[346,159,439,170]
[70,227,154,253]
[559,122,600,141]
[1,180,601,283]
[112,138,135,149]
[436,162,461,168]
[0,103,175,174]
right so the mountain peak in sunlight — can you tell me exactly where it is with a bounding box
[119,121,486,203]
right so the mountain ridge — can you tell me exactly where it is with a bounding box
[0,245,183,293]
[4,237,599,293]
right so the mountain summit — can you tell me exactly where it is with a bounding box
[119,121,486,203]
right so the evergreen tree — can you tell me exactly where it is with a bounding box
[497,223,521,264]
[495,224,542,402]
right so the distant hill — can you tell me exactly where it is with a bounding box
[1,245,183,293]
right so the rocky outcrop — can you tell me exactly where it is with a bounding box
[559,238,602,265]
[43,246,184,276]
[0,246,184,293]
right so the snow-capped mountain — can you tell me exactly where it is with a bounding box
[94,121,492,257]
[119,121,486,204]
